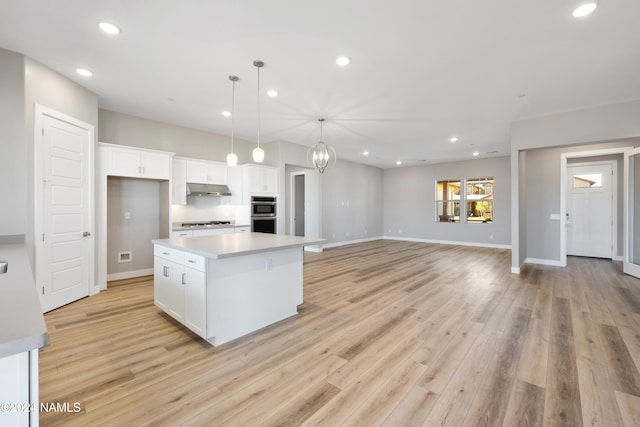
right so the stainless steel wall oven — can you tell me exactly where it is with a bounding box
[251,196,277,234]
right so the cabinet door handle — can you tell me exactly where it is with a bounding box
[181,273,186,285]
[163,266,169,277]
[187,259,197,263]
[162,252,170,255]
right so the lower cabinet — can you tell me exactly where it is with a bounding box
[183,266,206,337]
[154,247,206,337]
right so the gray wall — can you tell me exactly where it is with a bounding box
[107,177,160,275]
[273,140,384,245]
[525,145,630,261]
[0,48,98,271]
[322,160,384,244]
[511,100,640,268]
[0,49,26,238]
[98,109,261,164]
[384,156,511,246]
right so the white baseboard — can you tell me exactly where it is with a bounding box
[383,235,511,250]
[321,236,384,249]
[107,268,154,282]
[613,255,624,261]
[524,257,563,267]
[511,266,521,274]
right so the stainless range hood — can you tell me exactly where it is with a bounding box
[186,183,232,197]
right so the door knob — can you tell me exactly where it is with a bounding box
[83,232,91,237]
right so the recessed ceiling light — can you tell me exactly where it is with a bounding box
[75,68,93,77]
[363,151,369,156]
[336,56,351,66]
[472,151,480,156]
[222,111,231,117]
[396,160,402,165]
[267,90,278,97]
[450,137,458,143]
[98,21,121,35]
[572,2,598,17]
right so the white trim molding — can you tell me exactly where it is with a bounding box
[383,236,512,250]
[321,236,384,249]
[524,257,563,267]
[107,268,154,282]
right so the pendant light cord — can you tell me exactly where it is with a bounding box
[257,65,261,149]
[231,79,235,152]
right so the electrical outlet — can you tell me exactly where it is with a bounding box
[124,211,131,219]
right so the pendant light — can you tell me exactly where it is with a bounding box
[252,60,265,163]
[311,118,336,173]
[226,75,239,167]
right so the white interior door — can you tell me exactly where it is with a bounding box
[36,106,93,312]
[566,163,613,258]
[624,148,640,278]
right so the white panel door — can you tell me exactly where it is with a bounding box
[624,148,640,278]
[566,163,612,258]
[38,110,92,312]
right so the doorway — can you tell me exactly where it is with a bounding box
[623,147,640,278]
[287,167,322,250]
[291,172,305,236]
[566,162,613,258]
[34,105,94,312]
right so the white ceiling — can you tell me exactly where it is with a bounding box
[1,1,639,168]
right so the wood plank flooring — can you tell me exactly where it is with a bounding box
[39,240,640,426]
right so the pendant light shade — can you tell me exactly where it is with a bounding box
[226,75,239,167]
[310,118,336,173]
[252,146,265,163]
[253,60,265,163]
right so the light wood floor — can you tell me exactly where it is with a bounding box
[39,240,640,426]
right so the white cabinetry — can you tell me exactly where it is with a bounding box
[234,226,250,233]
[154,246,206,337]
[172,158,187,205]
[171,229,193,238]
[0,350,37,427]
[102,143,172,180]
[192,228,234,237]
[187,159,227,184]
[243,164,278,195]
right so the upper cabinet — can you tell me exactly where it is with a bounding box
[172,158,188,205]
[243,164,278,195]
[100,143,173,180]
[186,159,227,185]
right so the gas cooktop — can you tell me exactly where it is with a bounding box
[181,220,232,228]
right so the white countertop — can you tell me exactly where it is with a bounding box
[0,243,49,358]
[153,232,325,259]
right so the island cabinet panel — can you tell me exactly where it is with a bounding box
[206,247,302,346]
[154,247,207,337]
[153,233,324,345]
[183,266,206,337]
[153,257,185,322]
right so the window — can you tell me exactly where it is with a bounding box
[436,180,461,222]
[435,177,494,223]
[572,173,602,188]
[466,177,493,223]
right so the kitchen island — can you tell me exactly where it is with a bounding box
[0,241,49,427]
[152,232,324,345]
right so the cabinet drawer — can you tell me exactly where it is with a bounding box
[171,230,193,238]
[154,245,184,264]
[184,253,206,271]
